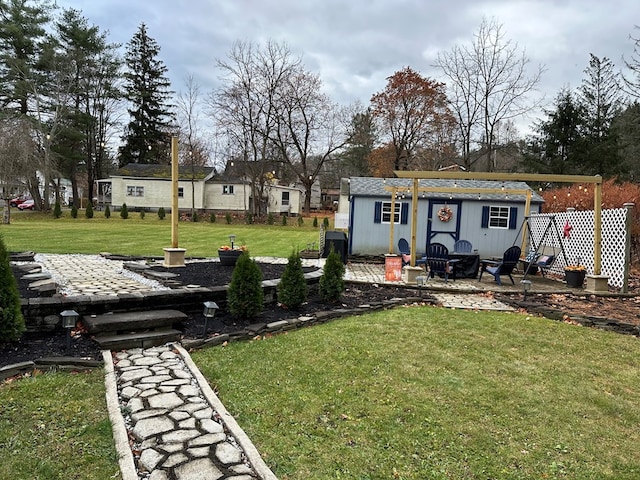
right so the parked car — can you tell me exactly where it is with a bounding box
[9,197,26,207]
[17,199,35,210]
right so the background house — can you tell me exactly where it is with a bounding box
[340,177,544,258]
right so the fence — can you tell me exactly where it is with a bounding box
[528,205,633,290]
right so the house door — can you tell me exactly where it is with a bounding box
[425,200,462,251]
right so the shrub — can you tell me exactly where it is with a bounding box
[158,207,165,220]
[245,212,253,224]
[139,209,145,220]
[277,249,308,309]
[297,215,304,227]
[267,212,274,225]
[70,205,78,218]
[225,212,232,224]
[323,217,329,228]
[104,204,111,219]
[53,201,62,219]
[192,211,198,223]
[210,212,216,223]
[85,202,94,219]
[319,245,345,302]
[313,216,318,228]
[120,203,128,219]
[282,215,287,226]
[0,234,25,342]
[227,251,263,319]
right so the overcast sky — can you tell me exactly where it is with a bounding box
[60,0,640,135]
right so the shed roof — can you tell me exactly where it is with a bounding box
[115,163,215,180]
[348,176,544,203]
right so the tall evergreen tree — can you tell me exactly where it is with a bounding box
[119,22,174,166]
[0,234,25,342]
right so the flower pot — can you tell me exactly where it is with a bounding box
[565,269,586,288]
[218,249,243,266]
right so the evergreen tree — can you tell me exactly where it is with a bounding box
[85,201,93,218]
[158,206,165,219]
[104,204,110,218]
[0,234,25,342]
[277,249,307,309]
[227,251,263,319]
[70,204,78,218]
[319,246,345,302]
[119,23,174,166]
[120,203,128,219]
[53,200,62,218]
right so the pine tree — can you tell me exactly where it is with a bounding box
[120,203,128,219]
[53,201,62,218]
[227,252,263,319]
[119,23,174,166]
[0,235,25,342]
[104,204,111,218]
[319,246,345,302]
[158,207,165,219]
[85,201,94,218]
[277,250,307,309]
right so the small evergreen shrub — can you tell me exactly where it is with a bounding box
[158,207,165,220]
[245,213,253,224]
[53,201,62,219]
[225,212,232,224]
[277,249,308,309]
[297,215,304,227]
[70,205,78,218]
[209,212,216,223]
[139,209,145,220]
[267,212,274,225]
[0,234,25,342]
[282,215,287,226]
[120,203,128,219]
[85,202,94,219]
[323,217,329,228]
[319,245,345,302]
[227,251,263,320]
[313,217,318,228]
[192,211,198,223]
[104,204,111,218]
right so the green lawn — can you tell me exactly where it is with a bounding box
[0,211,325,257]
[193,306,640,479]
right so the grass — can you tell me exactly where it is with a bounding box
[0,369,120,479]
[192,306,640,479]
[0,210,326,257]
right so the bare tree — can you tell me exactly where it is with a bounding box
[436,17,544,171]
[622,26,640,99]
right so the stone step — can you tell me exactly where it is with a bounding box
[83,309,188,334]
[94,328,182,350]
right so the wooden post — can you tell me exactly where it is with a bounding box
[171,136,179,248]
[410,178,419,266]
[593,180,602,275]
[389,187,396,255]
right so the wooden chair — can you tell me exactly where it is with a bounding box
[479,245,521,285]
[425,242,459,282]
[453,239,473,253]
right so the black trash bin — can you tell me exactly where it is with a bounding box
[323,231,348,263]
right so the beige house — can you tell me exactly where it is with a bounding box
[97,163,303,215]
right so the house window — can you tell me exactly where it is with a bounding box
[222,185,234,195]
[489,206,510,229]
[126,186,144,197]
[178,187,184,198]
[281,191,290,206]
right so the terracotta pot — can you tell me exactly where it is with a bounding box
[218,249,243,266]
[565,269,586,288]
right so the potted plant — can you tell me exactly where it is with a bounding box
[217,235,247,266]
[564,263,586,288]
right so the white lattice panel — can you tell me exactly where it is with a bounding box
[528,208,629,289]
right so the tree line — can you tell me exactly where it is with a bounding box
[2,1,640,218]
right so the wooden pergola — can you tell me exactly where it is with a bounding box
[393,171,604,275]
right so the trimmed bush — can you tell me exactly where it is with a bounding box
[104,204,111,218]
[245,212,253,224]
[323,217,329,228]
[53,201,62,219]
[277,249,308,309]
[297,215,304,227]
[85,202,94,219]
[209,212,216,223]
[225,212,232,224]
[227,251,263,320]
[70,205,78,218]
[0,234,25,342]
[158,207,165,220]
[313,217,318,228]
[120,203,128,219]
[319,245,345,302]
[267,212,274,225]
[282,215,287,226]
[192,211,198,223]
[139,209,145,220]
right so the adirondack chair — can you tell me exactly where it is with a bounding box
[425,242,459,282]
[479,245,522,285]
[398,238,411,266]
[453,239,473,253]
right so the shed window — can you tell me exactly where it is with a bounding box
[374,201,408,224]
[222,185,234,195]
[126,186,144,197]
[481,206,518,230]
[178,187,184,198]
[281,191,290,206]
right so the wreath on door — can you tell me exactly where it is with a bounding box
[437,205,453,222]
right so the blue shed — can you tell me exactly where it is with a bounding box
[343,177,544,258]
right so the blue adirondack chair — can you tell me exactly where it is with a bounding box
[425,242,459,282]
[453,239,473,253]
[479,245,522,285]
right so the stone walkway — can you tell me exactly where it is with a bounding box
[29,253,537,479]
